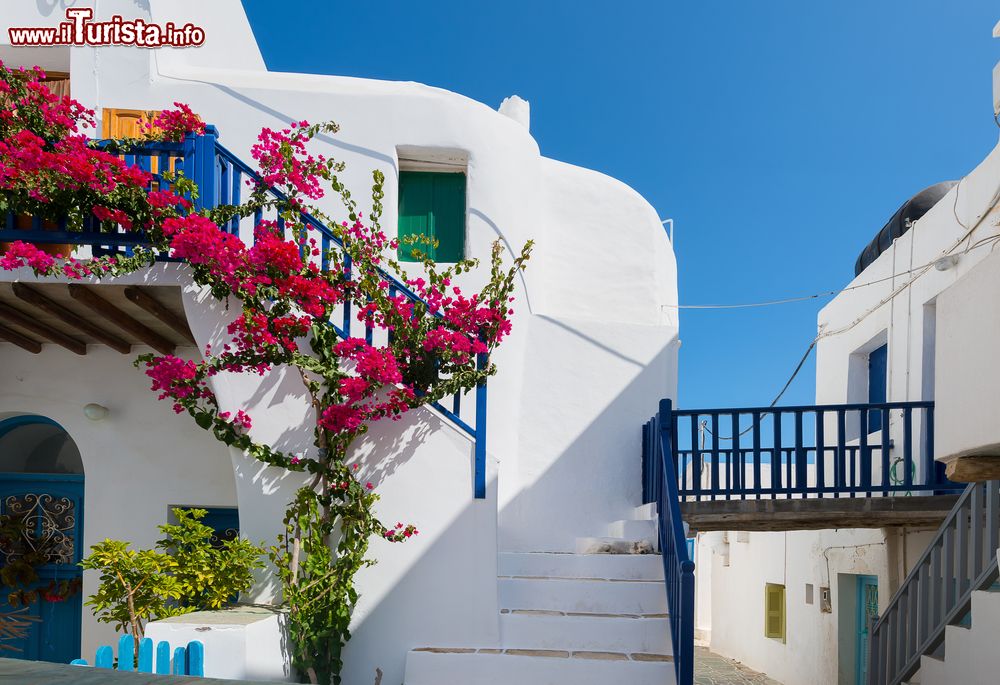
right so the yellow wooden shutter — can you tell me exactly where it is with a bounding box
[101,108,169,178]
[101,108,160,139]
[765,584,786,641]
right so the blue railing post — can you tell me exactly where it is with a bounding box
[193,125,218,212]
[474,350,488,499]
[656,398,695,685]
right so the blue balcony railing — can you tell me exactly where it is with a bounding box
[641,399,695,685]
[651,401,964,502]
[0,125,489,499]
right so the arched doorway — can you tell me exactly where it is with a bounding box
[0,415,84,663]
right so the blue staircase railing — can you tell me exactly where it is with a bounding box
[663,401,963,501]
[866,480,1000,685]
[642,398,695,685]
[0,126,489,498]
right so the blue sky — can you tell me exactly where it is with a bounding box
[242,1,999,409]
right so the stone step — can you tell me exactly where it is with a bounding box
[499,552,664,581]
[606,519,658,541]
[499,577,667,615]
[404,649,675,685]
[500,612,671,654]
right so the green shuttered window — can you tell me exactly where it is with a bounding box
[397,171,466,262]
[765,583,786,642]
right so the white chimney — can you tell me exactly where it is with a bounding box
[499,95,530,131]
[994,21,1000,117]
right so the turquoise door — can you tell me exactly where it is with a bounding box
[0,416,85,663]
[856,575,879,685]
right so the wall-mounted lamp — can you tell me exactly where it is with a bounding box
[933,254,960,272]
[83,403,110,421]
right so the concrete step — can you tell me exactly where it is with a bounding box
[499,553,664,581]
[499,577,667,615]
[915,589,1000,685]
[404,649,675,685]
[575,537,655,555]
[632,502,658,520]
[500,612,670,654]
[606,519,657,541]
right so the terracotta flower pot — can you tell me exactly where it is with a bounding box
[0,214,75,257]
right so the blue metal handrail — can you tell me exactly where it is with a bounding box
[0,126,489,499]
[658,401,962,502]
[642,398,695,685]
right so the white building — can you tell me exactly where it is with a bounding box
[696,20,1000,685]
[0,2,679,684]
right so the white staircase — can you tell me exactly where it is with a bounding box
[403,509,675,685]
[911,558,1000,685]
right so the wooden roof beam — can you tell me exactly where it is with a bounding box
[11,283,132,354]
[0,322,41,354]
[0,301,87,355]
[122,286,197,346]
[68,285,176,356]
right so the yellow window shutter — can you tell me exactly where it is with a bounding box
[765,584,786,641]
[101,108,160,139]
[101,108,171,178]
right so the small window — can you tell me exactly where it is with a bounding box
[765,583,786,641]
[397,170,466,263]
[868,344,888,432]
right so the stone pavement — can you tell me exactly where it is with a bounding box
[695,646,783,685]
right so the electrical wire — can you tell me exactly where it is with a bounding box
[668,234,1000,311]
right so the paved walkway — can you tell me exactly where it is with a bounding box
[695,646,783,685]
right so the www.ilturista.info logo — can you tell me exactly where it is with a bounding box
[8,8,205,48]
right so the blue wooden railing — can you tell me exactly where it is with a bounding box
[641,399,695,685]
[0,126,489,498]
[71,635,204,676]
[653,401,963,501]
[866,480,1000,685]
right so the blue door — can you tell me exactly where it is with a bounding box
[0,416,85,663]
[855,575,879,685]
[868,345,888,432]
[0,473,84,663]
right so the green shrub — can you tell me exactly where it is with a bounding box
[79,508,264,645]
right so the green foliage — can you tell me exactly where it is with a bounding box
[157,508,264,610]
[79,509,265,641]
[78,539,186,638]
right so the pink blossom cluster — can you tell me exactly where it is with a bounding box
[147,103,206,142]
[316,338,414,435]
[0,129,152,204]
[0,62,94,138]
[382,522,419,542]
[250,122,327,200]
[218,410,253,431]
[0,240,123,279]
[143,355,212,414]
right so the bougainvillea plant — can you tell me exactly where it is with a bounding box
[0,61,531,685]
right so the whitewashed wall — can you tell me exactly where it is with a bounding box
[702,526,935,685]
[0,296,236,662]
[0,1,679,682]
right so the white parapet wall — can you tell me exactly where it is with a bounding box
[934,246,1000,470]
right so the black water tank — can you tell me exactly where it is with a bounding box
[854,181,958,276]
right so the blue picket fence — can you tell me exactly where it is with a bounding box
[71,634,204,677]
